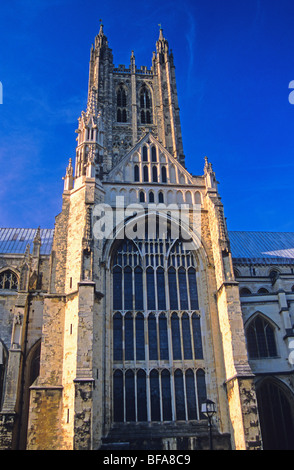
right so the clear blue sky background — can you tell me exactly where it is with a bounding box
[0,0,294,231]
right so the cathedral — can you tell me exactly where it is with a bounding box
[0,24,294,451]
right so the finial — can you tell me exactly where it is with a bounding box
[99,18,104,34]
[33,226,41,246]
[158,23,164,39]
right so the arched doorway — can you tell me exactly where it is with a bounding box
[256,378,294,450]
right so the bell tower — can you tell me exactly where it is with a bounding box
[76,23,185,180]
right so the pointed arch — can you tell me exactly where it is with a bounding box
[256,377,294,449]
[140,85,152,124]
[116,85,127,123]
[245,313,278,359]
[0,269,18,291]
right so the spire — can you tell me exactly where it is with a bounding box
[95,19,108,50]
[156,24,169,56]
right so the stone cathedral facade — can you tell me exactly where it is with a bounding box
[0,25,294,451]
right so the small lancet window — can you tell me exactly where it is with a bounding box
[161,166,167,183]
[134,165,139,182]
[142,146,148,161]
[143,165,149,182]
[149,191,155,203]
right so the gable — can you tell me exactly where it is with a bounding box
[107,133,194,186]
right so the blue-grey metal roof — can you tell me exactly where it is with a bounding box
[0,228,54,255]
[229,231,294,264]
[1,228,294,264]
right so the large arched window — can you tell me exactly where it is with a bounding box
[246,315,277,359]
[111,235,206,423]
[0,270,18,291]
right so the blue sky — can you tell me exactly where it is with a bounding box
[0,0,294,231]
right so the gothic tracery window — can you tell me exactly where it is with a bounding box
[0,270,18,291]
[111,234,206,423]
[246,315,277,359]
[117,86,127,123]
[140,86,152,124]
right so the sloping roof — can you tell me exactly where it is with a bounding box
[229,231,294,264]
[1,227,294,265]
[0,228,54,255]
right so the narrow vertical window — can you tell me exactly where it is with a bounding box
[161,166,167,183]
[197,369,207,419]
[135,267,143,310]
[150,370,160,421]
[188,267,199,310]
[156,267,166,310]
[134,165,139,182]
[125,312,134,361]
[161,370,172,421]
[158,191,164,203]
[192,314,203,359]
[174,369,185,420]
[137,370,147,421]
[139,191,145,203]
[136,312,145,361]
[142,146,148,161]
[186,369,197,420]
[178,267,189,310]
[117,86,127,123]
[140,87,152,124]
[113,370,124,422]
[113,313,123,361]
[182,313,192,359]
[143,165,149,182]
[151,146,157,162]
[152,166,158,183]
[125,370,135,421]
[159,313,169,360]
[171,313,181,360]
[113,266,122,310]
[147,267,155,310]
[148,314,158,360]
[168,267,178,310]
[124,266,133,310]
